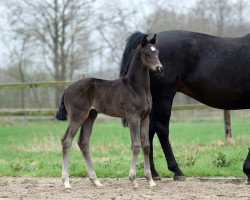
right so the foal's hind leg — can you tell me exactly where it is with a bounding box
[127,116,141,189]
[77,110,102,187]
[141,116,156,187]
[61,112,88,189]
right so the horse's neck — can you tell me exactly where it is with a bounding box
[127,50,150,93]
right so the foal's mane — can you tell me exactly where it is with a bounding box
[119,31,147,77]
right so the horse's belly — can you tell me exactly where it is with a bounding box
[92,102,126,119]
[198,98,250,110]
[179,81,250,110]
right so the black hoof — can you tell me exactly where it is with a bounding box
[246,180,250,185]
[152,175,161,181]
[151,170,161,181]
[173,175,186,181]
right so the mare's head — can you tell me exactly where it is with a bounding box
[140,34,163,75]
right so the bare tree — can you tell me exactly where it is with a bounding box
[96,2,137,68]
[229,0,250,36]
[192,0,249,37]
[3,0,94,105]
[208,0,231,36]
[5,37,27,108]
[94,1,153,77]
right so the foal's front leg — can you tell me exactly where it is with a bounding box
[141,116,156,187]
[128,117,141,189]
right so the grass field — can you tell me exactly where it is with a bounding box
[0,116,250,178]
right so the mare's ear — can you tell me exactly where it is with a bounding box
[150,34,157,45]
[141,34,148,46]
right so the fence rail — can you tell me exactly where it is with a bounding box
[0,109,57,116]
[0,81,74,89]
[0,104,212,116]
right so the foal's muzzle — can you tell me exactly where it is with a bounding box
[156,66,163,76]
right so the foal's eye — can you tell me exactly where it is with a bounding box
[146,55,151,61]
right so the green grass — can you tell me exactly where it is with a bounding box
[0,117,249,178]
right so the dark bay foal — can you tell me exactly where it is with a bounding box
[56,34,163,189]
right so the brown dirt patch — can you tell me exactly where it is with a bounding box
[0,177,249,200]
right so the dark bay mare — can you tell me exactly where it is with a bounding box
[243,149,250,184]
[120,30,250,182]
[56,34,163,189]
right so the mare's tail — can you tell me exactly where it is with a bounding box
[55,91,67,120]
[119,31,146,127]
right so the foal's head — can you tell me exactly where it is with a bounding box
[140,34,163,75]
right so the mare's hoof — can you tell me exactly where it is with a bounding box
[173,176,186,181]
[151,171,161,181]
[152,175,161,181]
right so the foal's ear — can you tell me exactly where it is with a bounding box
[141,34,148,46]
[150,34,157,45]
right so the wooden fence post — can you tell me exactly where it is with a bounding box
[224,110,233,143]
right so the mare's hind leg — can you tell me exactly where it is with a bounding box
[141,116,156,187]
[127,116,141,189]
[61,112,89,189]
[77,110,102,187]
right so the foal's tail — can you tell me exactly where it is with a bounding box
[120,31,146,127]
[55,91,67,121]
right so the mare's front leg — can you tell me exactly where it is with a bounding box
[127,116,141,189]
[243,149,250,184]
[149,126,160,180]
[150,105,184,181]
[141,115,156,187]
[155,119,184,180]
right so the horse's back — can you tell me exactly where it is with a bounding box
[154,30,250,109]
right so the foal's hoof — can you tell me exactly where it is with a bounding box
[132,184,139,190]
[173,175,186,181]
[131,181,139,189]
[64,182,72,190]
[246,180,250,185]
[94,180,103,187]
[149,180,156,187]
